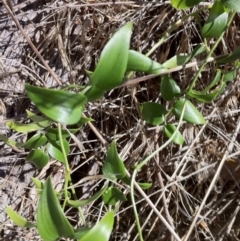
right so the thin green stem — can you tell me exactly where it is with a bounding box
[130,102,187,241]
[57,123,86,225]
[187,11,236,92]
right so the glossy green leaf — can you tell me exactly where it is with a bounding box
[46,139,70,163]
[84,85,105,102]
[173,99,206,124]
[89,22,132,90]
[217,46,240,63]
[127,50,166,74]
[80,211,114,241]
[6,119,50,133]
[163,45,206,68]
[21,133,47,149]
[26,85,87,125]
[160,75,181,101]
[102,141,127,181]
[221,0,240,12]
[26,150,49,169]
[170,0,203,9]
[74,228,91,239]
[141,102,167,125]
[201,1,228,38]
[37,178,75,241]
[164,124,184,145]
[223,69,237,82]
[46,128,79,141]
[7,206,35,228]
[68,184,108,207]
[102,187,127,205]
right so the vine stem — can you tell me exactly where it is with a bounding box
[58,123,86,225]
[130,102,187,241]
[187,11,236,92]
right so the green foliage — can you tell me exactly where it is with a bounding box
[26,149,49,169]
[5,7,239,240]
[160,75,181,101]
[80,211,114,241]
[171,0,203,10]
[46,139,70,163]
[102,141,128,181]
[127,50,166,74]
[164,124,184,145]
[68,184,108,207]
[7,118,50,133]
[221,0,240,12]
[141,102,167,125]
[21,133,47,149]
[201,0,228,38]
[89,22,132,90]
[26,85,87,125]
[102,187,127,205]
[37,178,75,241]
[6,207,35,228]
[173,99,206,124]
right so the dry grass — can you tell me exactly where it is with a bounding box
[1,0,240,240]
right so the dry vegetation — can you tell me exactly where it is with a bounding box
[1,0,240,240]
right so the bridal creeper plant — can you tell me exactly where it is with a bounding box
[3,0,240,240]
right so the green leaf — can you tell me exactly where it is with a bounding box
[173,99,206,124]
[160,75,181,101]
[223,69,237,82]
[188,84,224,103]
[68,184,108,207]
[200,69,221,93]
[84,85,105,102]
[32,177,43,194]
[127,50,166,74]
[46,139,70,163]
[26,110,47,122]
[170,0,203,10]
[46,128,79,141]
[78,116,93,125]
[7,206,35,228]
[80,211,114,241]
[217,46,240,63]
[141,102,167,125]
[26,85,87,125]
[37,178,75,241]
[21,133,47,149]
[89,22,132,90]
[138,182,152,189]
[221,0,240,12]
[6,119,50,133]
[26,150,49,169]
[74,228,92,239]
[163,45,206,68]
[0,134,22,151]
[201,1,228,38]
[102,142,127,181]
[102,187,127,205]
[164,124,184,145]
